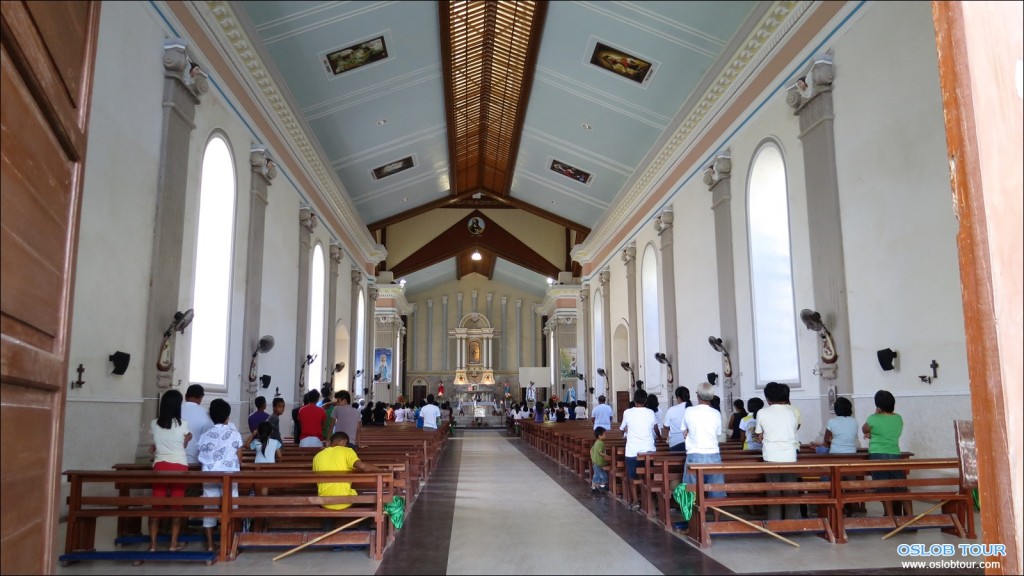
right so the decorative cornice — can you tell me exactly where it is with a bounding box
[250,146,278,183]
[192,2,384,264]
[787,54,834,112]
[573,1,810,264]
[702,154,733,189]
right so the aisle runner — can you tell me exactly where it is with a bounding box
[446,431,661,575]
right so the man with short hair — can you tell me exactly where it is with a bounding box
[619,389,657,510]
[332,390,362,448]
[419,394,441,430]
[297,389,327,447]
[681,382,725,498]
[182,384,213,465]
[247,395,270,433]
[755,382,801,520]
[592,395,613,431]
[313,432,380,510]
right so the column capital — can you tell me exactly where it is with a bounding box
[599,269,610,287]
[501,295,508,305]
[250,147,278,184]
[457,292,464,302]
[163,39,209,99]
[329,242,343,264]
[787,55,834,112]
[622,242,636,264]
[351,268,363,286]
[580,285,590,303]
[654,209,674,235]
[442,295,448,305]
[368,285,379,301]
[427,298,434,308]
[515,298,522,308]
[486,292,492,302]
[702,154,732,189]
[299,206,318,232]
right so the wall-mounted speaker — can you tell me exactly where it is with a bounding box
[876,348,898,371]
[109,352,131,375]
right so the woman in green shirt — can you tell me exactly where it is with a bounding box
[862,390,908,515]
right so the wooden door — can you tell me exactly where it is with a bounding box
[0,2,100,573]
[615,391,630,424]
[412,384,426,405]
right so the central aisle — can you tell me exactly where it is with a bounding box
[445,431,661,575]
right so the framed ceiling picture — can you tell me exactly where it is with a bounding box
[370,154,416,181]
[549,158,593,185]
[584,37,658,87]
[321,33,391,78]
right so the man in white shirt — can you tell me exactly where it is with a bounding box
[573,402,587,420]
[419,394,441,430]
[662,386,691,452]
[619,389,658,510]
[755,382,800,520]
[181,384,213,465]
[681,382,726,498]
[591,395,613,431]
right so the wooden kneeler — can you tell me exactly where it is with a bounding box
[272,517,371,561]
[709,506,800,548]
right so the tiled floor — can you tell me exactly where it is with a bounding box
[55,429,984,575]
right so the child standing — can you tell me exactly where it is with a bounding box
[247,421,282,463]
[590,427,609,493]
[197,399,242,552]
[739,397,764,451]
[862,390,908,515]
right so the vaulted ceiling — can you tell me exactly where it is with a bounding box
[234,0,764,295]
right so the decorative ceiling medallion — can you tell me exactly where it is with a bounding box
[467,216,485,235]
[586,38,659,87]
[321,35,389,77]
[370,155,415,181]
[550,158,593,185]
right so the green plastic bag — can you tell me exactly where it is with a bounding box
[384,495,406,530]
[972,488,980,511]
[672,483,694,521]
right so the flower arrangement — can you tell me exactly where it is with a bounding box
[396,394,406,404]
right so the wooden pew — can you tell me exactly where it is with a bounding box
[228,470,396,561]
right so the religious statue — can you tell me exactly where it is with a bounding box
[469,340,481,364]
[438,381,445,397]
[526,381,536,402]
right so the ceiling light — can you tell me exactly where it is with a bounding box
[399,279,407,286]
[471,250,482,261]
[375,119,387,126]
[546,277,554,285]
[581,123,592,130]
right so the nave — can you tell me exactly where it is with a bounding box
[55,429,981,576]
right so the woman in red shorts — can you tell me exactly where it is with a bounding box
[149,389,192,551]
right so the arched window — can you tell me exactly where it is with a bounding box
[355,288,366,393]
[593,288,605,389]
[747,142,799,386]
[189,135,236,386]
[308,244,325,391]
[641,244,661,392]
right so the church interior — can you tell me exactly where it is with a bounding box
[0,0,1019,574]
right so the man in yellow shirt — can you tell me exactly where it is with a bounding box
[312,432,379,510]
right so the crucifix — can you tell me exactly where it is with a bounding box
[930,360,939,379]
[70,364,86,389]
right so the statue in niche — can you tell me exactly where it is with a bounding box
[469,340,481,364]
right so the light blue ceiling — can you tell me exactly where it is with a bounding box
[235,0,762,289]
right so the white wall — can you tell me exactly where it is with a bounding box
[63,2,167,474]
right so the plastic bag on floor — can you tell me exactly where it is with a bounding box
[384,495,406,530]
[672,483,694,522]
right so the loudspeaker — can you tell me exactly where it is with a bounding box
[707,372,718,385]
[109,352,130,375]
[876,348,898,371]
[260,374,272,388]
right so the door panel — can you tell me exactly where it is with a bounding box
[0,2,99,573]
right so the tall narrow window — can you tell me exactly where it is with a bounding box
[593,290,605,388]
[189,135,236,386]
[747,142,799,386]
[308,244,325,391]
[641,244,662,390]
[355,289,366,393]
